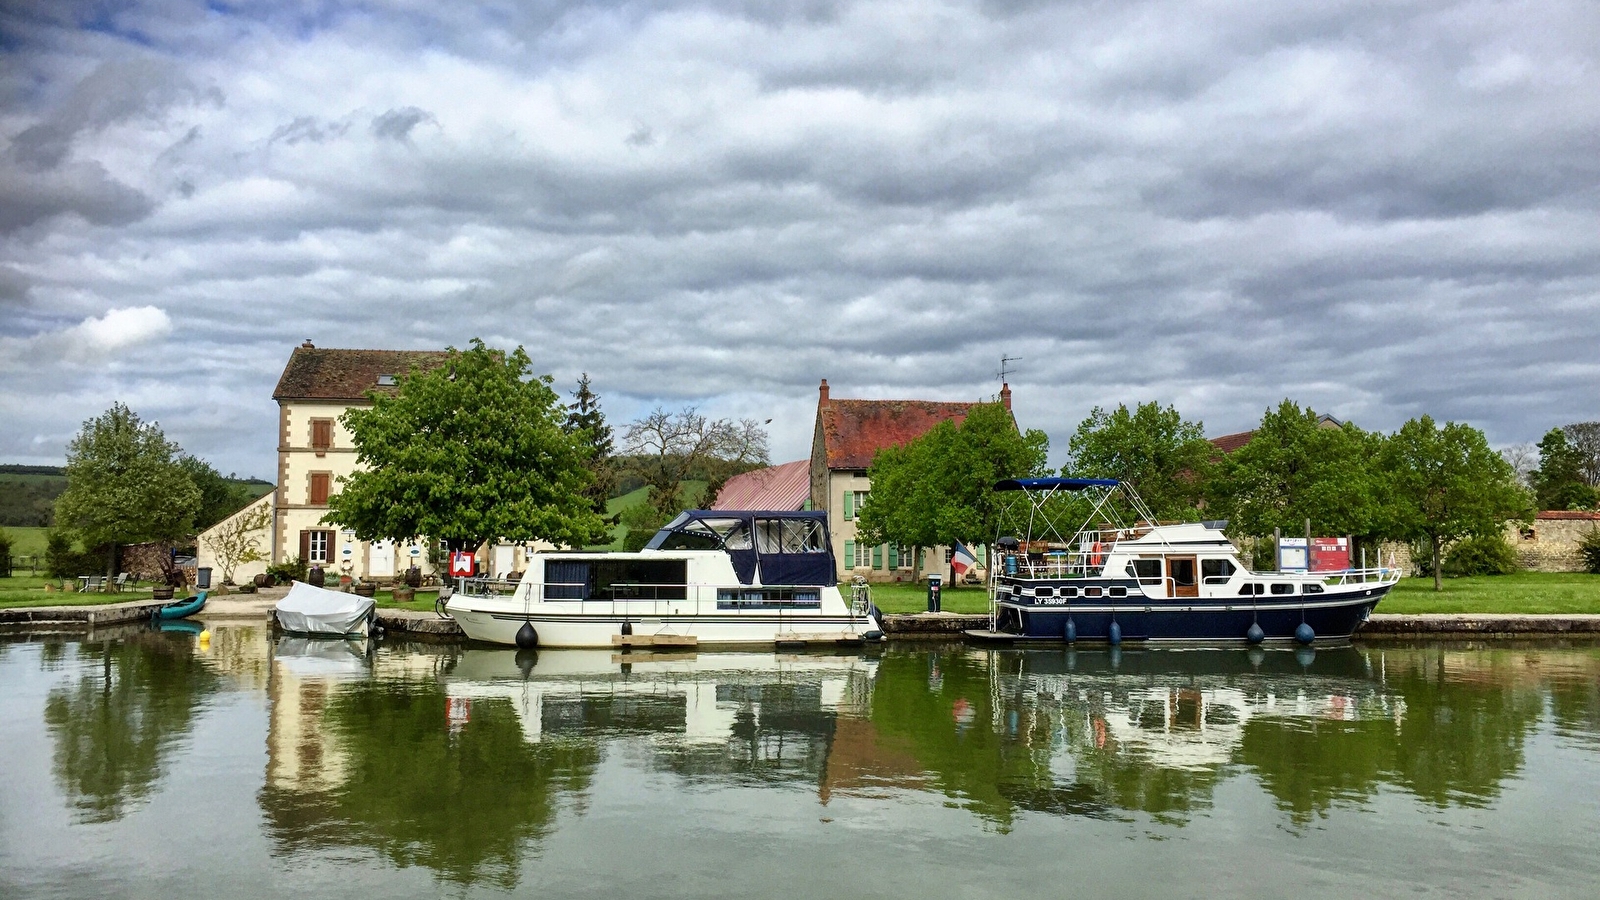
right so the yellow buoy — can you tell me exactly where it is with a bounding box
[198,629,212,649]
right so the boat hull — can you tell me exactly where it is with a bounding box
[447,604,883,649]
[978,584,1390,644]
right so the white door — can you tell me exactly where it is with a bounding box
[370,540,395,578]
[491,544,515,579]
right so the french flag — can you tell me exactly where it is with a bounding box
[950,541,977,577]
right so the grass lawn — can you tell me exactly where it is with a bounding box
[373,588,441,613]
[861,581,993,615]
[2,526,60,566]
[0,573,166,608]
[1379,572,1600,614]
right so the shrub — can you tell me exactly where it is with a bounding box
[1579,528,1600,575]
[266,555,308,584]
[1442,533,1520,577]
[0,528,11,577]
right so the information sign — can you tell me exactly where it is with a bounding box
[449,551,476,578]
[1277,537,1308,573]
[1310,537,1351,572]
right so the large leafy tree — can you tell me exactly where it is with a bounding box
[563,373,618,517]
[326,339,607,552]
[55,403,201,575]
[177,455,259,531]
[857,402,1049,578]
[1210,401,1388,542]
[1532,427,1597,511]
[621,407,768,516]
[1063,402,1213,520]
[1384,415,1528,591]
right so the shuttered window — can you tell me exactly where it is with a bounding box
[842,490,853,520]
[309,472,331,505]
[888,544,899,569]
[311,419,333,450]
[872,545,883,569]
[844,540,855,569]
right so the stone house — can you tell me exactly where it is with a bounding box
[809,379,1010,583]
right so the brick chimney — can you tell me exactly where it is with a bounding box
[819,378,830,407]
[1000,382,1011,411]
[301,339,315,348]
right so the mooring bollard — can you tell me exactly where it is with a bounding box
[927,574,943,613]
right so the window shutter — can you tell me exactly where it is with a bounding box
[843,490,853,520]
[872,545,883,569]
[299,530,310,561]
[310,473,330,505]
[889,544,899,568]
[844,540,855,568]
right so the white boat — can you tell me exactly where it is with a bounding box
[444,510,884,649]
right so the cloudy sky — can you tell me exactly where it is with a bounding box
[2,0,1597,478]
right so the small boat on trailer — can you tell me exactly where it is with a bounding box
[966,478,1398,646]
[446,509,884,649]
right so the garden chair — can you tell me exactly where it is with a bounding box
[84,575,105,592]
[109,573,129,593]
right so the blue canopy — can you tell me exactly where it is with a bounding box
[992,477,1120,492]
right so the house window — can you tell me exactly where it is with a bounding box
[855,542,872,568]
[311,419,333,450]
[309,472,331,505]
[843,490,869,520]
[301,530,332,563]
[899,546,916,569]
[377,374,396,386]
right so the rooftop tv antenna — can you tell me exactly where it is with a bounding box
[998,356,1021,382]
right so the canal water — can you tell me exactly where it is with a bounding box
[2,628,1598,899]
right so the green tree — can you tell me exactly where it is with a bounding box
[621,407,768,518]
[326,339,607,552]
[1063,402,1214,520]
[857,403,1048,579]
[177,455,257,531]
[1210,401,1388,543]
[1384,416,1528,591]
[563,373,618,517]
[1532,428,1597,511]
[54,403,201,576]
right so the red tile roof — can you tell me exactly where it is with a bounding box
[272,347,451,401]
[820,398,976,470]
[1209,430,1255,453]
[714,459,810,510]
[1535,510,1600,520]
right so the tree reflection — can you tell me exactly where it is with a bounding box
[43,634,219,823]
[259,679,599,889]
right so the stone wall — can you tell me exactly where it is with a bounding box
[1506,513,1600,573]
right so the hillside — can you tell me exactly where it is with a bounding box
[589,481,708,550]
[0,466,272,528]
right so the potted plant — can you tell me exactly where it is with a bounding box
[393,585,415,604]
[308,564,326,587]
[404,564,422,588]
[354,579,376,598]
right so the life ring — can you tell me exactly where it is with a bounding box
[1088,541,1104,567]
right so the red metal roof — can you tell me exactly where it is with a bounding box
[820,398,976,470]
[714,459,810,510]
[1535,510,1600,520]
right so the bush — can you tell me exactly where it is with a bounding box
[43,530,105,580]
[1579,528,1600,575]
[1442,534,1520,577]
[266,555,308,584]
[0,528,11,577]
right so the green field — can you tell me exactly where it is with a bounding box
[1,526,58,560]
[589,481,708,551]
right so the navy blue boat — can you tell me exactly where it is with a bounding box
[966,479,1397,646]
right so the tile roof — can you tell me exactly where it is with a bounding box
[272,347,452,401]
[820,398,976,470]
[714,459,810,510]
[1535,510,1600,520]
[1208,430,1255,453]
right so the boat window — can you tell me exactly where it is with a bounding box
[1168,557,1197,587]
[1130,559,1162,585]
[1109,586,1128,598]
[699,517,752,550]
[544,559,590,600]
[717,588,821,610]
[755,519,783,554]
[1238,583,1264,596]
[1303,583,1324,594]
[594,559,688,601]
[1270,583,1294,595]
[1084,586,1103,598]
[1062,586,1078,598]
[657,530,723,551]
[782,518,826,553]
[1201,559,1236,583]
[1036,586,1054,598]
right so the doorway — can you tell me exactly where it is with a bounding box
[1168,556,1199,598]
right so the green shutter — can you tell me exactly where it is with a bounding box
[889,544,899,569]
[844,540,855,568]
[843,490,853,520]
[872,545,883,569]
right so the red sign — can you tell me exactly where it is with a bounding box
[1309,538,1350,572]
[449,552,476,578]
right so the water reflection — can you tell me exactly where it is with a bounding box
[43,632,220,823]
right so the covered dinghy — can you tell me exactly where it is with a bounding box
[274,580,375,635]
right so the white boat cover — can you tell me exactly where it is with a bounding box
[274,580,375,635]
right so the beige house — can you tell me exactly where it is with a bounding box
[809,379,1010,583]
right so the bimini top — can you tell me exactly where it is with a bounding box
[644,509,833,586]
[993,477,1120,491]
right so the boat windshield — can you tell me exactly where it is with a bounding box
[648,514,753,551]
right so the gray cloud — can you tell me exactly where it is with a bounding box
[1,0,1597,478]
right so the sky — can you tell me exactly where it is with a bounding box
[2,0,1597,479]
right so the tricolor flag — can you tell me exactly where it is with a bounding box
[950,541,977,577]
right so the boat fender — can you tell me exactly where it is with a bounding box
[863,630,884,642]
[1246,622,1265,644]
[515,621,540,649]
[1294,622,1315,645]
[1108,619,1122,646]
[1063,617,1077,643]
[369,621,385,640]
[621,619,633,637]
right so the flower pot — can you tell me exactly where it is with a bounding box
[354,583,376,597]
[254,573,269,587]
[393,586,415,604]
[308,566,325,587]
[404,566,422,588]
[263,574,276,588]
[152,586,175,602]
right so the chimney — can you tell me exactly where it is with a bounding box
[301,339,315,349]
[819,378,830,407]
[1000,382,1011,411]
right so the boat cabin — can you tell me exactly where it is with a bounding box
[643,509,836,586]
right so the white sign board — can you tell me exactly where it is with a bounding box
[1278,537,1309,573]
